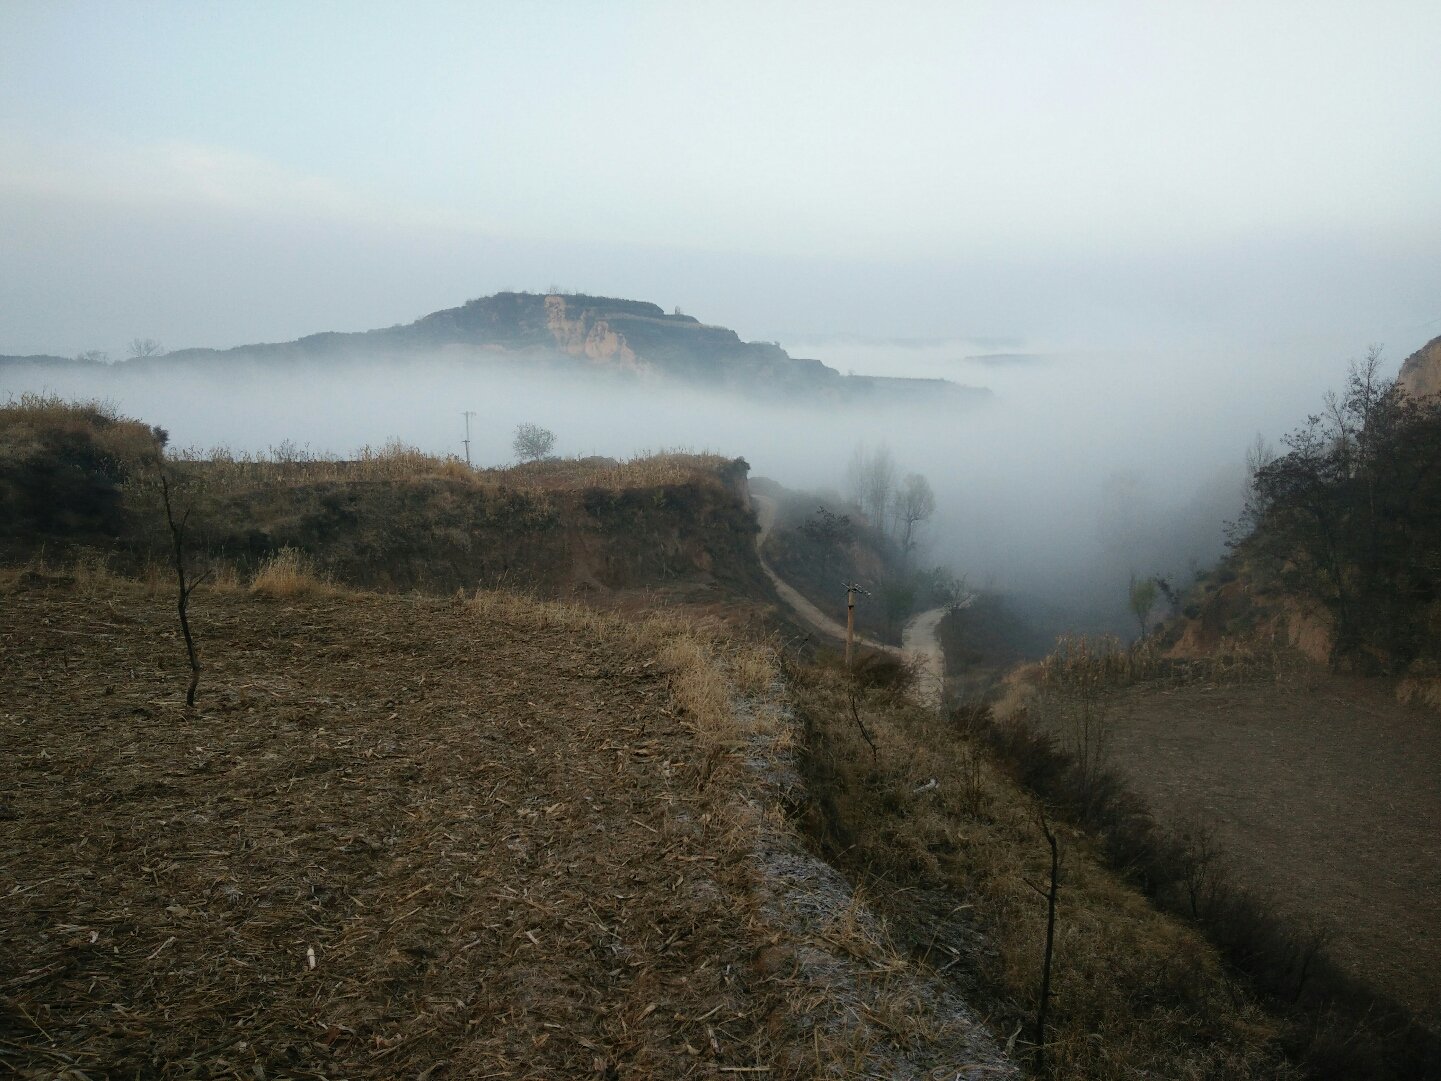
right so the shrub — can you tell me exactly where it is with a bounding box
[249,547,334,599]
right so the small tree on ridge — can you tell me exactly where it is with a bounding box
[513,422,556,462]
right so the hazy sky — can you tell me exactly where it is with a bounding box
[2,1,1439,358]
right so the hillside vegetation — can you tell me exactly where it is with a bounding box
[757,480,960,646]
[1163,352,1441,705]
[957,351,1441,1077]
[0,395,763,601]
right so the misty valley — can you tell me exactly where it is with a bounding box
[3,290,1440,1080]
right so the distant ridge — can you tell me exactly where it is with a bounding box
[1,292,990,404]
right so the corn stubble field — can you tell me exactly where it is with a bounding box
[0,567,1019,1079]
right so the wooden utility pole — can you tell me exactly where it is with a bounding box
[841,581,870,667]
[461,410,476,466]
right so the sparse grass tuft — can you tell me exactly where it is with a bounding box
[249,547,338,599]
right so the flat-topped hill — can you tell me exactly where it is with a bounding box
[2,292,988,403]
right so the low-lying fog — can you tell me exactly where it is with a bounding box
[2,333,1397,635]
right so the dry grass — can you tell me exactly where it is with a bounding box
[492,449,736,492]
[1040,632,1289,691]
[0,575,807,1077]
[455,593,1020,1081]
[980,630,1441,1079]
[790,662,1294,1080]
[171,441,733,496]
[464,590,777,781]
[996,632,1296,719]
[248,546,341,599]
[1,393,158,463]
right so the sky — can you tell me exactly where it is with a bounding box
[2,1,1439,359]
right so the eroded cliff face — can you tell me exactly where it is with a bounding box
[543,295,645,373]
[1398,335,1441,399]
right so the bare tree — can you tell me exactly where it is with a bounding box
[892,472,935,553]
[513,422,556,462]
[128,337,164,359]
[846,442,897,534]
[74,349,109,364]
[1028,810,1061,1077]
[159,472,209,707]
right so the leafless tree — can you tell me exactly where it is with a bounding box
[128,337,164,359]
[159,472,209,707]
[1028,810,1061,1077]
[846,442,897,534]
[892,472,935,553]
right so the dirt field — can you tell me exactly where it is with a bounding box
[1101,672,1441,1029]
[0,571,1012,1079]
[0,573,780,1077]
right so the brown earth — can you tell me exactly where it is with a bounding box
[0,571,1013,1079]
[0,574,780,1077]
[1099,671,1441,1029]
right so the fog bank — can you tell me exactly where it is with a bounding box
[2,333,1391,633]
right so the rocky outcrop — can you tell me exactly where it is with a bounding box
[1398,334,1441,399]
[543,295,643,372]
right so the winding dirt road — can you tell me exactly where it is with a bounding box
[751,491,947,708]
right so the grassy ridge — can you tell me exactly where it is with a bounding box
[1,396,759,597]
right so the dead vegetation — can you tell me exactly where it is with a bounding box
[0,568,1012,1078]
[994,631,1298,721]
[0,396,762,600]
[0,572,780,1077]
[247,546,343,600]
[788,660,1293,1080]
[169,439,736,495]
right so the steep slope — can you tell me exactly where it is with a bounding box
[1398,333,1441,399]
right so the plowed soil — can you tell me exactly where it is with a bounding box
[1104,673,1441,1029]
[0,573,781,1078]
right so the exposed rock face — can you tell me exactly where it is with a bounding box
[543,295,642,371]
[1398,334,1441,399]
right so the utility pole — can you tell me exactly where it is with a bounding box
[461,410,476,466]
[841,581,870,667]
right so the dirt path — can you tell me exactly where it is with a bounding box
[750,491,946,708]
[901,605,947,708]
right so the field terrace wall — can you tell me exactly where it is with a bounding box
[161,457,764,599]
